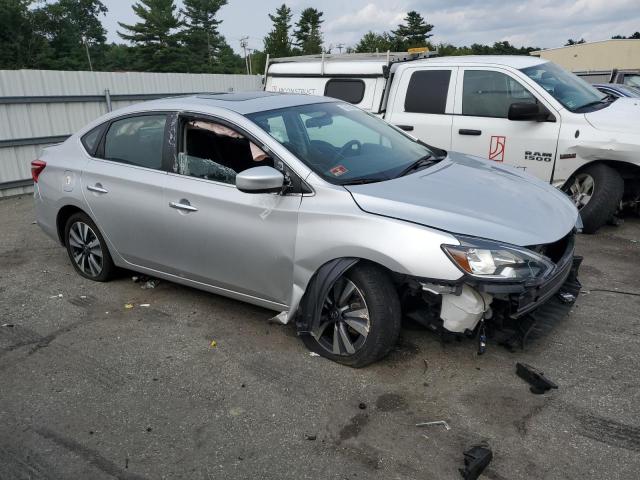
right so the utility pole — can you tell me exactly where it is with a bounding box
[246,48,253,75]
[336,43,345,54]
[82,36,93,71]
[240,36,250,75]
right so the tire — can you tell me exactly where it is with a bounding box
[565,164,623,234]
[64,212,115,282]
[301,263,401,368]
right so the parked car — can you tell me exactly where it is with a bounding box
[33,92,582,366]
[594,83,640,98]
[265,54,640,233]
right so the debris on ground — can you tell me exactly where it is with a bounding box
[516,362,558,394]
[132,276,160,289]
[459,444,493,480]
[309,352,320,357]
[209,340,217,348]
[49,294,63,299]
[124,303,134,309]
[416,420,450,430]
[1,324,14,328]
[358,403,367,410]
[139,304,150,307]
[142,279,160,289]
[304,434,317,441]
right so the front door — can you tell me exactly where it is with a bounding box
[162,116,301,305]
[81,114,169,270]
[451,68,561,181]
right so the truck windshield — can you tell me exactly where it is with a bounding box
[520,62,609,112]
[247,102,438,185]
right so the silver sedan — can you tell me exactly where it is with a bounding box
[33,92,582,366]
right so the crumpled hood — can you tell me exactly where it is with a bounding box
[345,153,579,246]
[585,98,640,134]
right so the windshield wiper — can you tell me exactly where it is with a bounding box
[341,177,385,185]
[396,154,436,178]
[574,97,614,112]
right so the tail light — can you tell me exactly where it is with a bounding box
[31,160,46,183]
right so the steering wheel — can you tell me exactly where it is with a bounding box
[336,140,362,159]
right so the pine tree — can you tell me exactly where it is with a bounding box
[391,11,433,50]
[182,0,227,70]
[118,0,182,71]
[263,4,293,58]
[294,8,323,55]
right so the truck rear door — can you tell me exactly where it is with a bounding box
[385,66,458,150]
[450,67,560,182]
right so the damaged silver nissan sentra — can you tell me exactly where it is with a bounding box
[33,92,582,366]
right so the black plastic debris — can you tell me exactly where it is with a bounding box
[516,362,558,394]
[304,434,317,441]
[459,444,492,480]
[358,402,367,410]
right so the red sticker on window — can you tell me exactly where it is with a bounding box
[330,165,348,176]
[489,136,506,162]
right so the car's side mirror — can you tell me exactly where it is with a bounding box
[236,166,284,194]
[508,102,551,121]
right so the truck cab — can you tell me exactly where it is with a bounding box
[265,54,640,233]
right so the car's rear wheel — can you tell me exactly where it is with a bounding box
[301,263,401,367]
[565,164,623,234]
[64,212,115,281]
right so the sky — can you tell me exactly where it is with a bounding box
[101,0,640,54]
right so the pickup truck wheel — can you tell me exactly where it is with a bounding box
[301,264,401,368]
[64,212,115,281]
[565,164,623,234]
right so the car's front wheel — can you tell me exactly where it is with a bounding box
[64,212,115,281]
[565,163,623,233]
[301,263,401,367]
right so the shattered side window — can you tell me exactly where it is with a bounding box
[178,119,273,184]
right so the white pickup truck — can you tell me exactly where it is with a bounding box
[265,54,640,233]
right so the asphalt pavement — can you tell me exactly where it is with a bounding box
[1,194,639,479]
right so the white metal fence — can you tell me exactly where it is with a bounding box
[0,70,263,197]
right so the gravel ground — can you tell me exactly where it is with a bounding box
[1,194,639,480]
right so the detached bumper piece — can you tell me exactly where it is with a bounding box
[498,256,582,350]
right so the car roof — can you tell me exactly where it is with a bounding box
[118,91,334,116]
[408,55,547,69]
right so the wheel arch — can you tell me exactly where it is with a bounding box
[289,255,402,326]
[56,205,87,245]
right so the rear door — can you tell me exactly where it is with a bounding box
[81,113,170,270]
[385,66,457,149]
[450,67,561,181]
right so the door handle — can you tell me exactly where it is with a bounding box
[87,184,108,193]
[395,124,414,131]
[458,129,482,136]
[169,201,198,212]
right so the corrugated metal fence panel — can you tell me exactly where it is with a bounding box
[0,70,262,197]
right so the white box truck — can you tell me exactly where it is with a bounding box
[265,53,640,233]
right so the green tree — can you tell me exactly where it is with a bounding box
[0,0,47,69]
[565,38,586,46]
[631,32,640,39]
[181,0,227,70]
[391,11,433,50]
[263,4,293,57]
[118,0,183,71]
[294,7,323,54]
[354,31,393,53]
[32,0,108,70]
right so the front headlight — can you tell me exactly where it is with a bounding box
[442,236,554,281]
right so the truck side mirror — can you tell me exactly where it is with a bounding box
[508,102,542,121]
